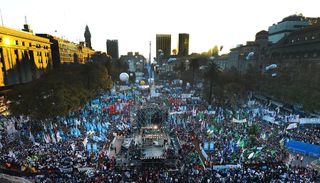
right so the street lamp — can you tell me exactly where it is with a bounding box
[185,60,189,70]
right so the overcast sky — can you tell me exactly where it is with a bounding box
[1,0,319,57]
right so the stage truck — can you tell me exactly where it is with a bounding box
[114,103,182,170]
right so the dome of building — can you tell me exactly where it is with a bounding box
[282,14,305,22]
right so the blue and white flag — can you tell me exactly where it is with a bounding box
[29,132,35,144]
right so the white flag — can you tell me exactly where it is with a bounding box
[71,143,76,151]
[44,134,51,143]
[56,131,62,143]
[51,133,56,144]
[83,137,88,147]
[29,132,35,143]
[8,151,16,158]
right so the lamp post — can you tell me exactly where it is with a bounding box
[148,41,153,97]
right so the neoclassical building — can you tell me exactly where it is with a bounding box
[0,25,52,86]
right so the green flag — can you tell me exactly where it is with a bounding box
[239,139,246,148]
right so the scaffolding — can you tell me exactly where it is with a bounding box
[136,103,168,128]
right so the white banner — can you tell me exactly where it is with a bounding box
[262,115,275,123]
[119,85,131,91]
[299,118,320,125]
[211,164,241,170]
[181,94,192,98]
[232,118,247,123]
[262,115,280,125]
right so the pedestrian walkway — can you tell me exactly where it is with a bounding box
[107,135,124,158]
[287,152,318,168]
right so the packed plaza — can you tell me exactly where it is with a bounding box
[0,79,319,182]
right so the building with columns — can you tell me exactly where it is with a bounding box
[0,25,52,86]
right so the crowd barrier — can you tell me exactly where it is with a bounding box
[285,139,320,157]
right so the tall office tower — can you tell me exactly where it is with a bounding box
[156,34,171,58]
[106,39,119,59]
[178,33,189,56]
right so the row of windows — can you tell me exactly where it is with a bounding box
[0,37,49,49]
[38,59,48,64]
[273,52,320,59]
[291,34,318,43]
[61,48,78,52]
[36,52,50,57]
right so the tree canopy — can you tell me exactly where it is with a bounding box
[7,62,113,119]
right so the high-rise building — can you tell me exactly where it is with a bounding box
[156,34,171,58]
[84,25,92,49]
[178,33,189,56]
[106,39,119,59]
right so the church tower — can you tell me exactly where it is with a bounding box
[84,25,92,49]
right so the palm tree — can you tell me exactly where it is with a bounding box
[189,58,200,86]
[203,62,220,104]
[173,61,185,79]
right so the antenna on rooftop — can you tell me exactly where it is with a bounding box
[22,16,33,33]
[0,9,4,26]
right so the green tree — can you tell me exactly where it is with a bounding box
[111,59,129,81]
[248,124,260,147]
[203,62,220,104]
[173,61,186,79]
[91,52,112,73]
[8,62,113,122]
[202,45,219,57]
[189,57,200,85]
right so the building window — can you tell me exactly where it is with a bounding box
[22,41,25,46]
[14,50,19,61]
[0,38,2,42]
[29,43,32,47]
[15,40,18,45]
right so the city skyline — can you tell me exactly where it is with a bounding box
[1,0,319,57]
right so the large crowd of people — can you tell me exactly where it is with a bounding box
[0,81,318,182]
